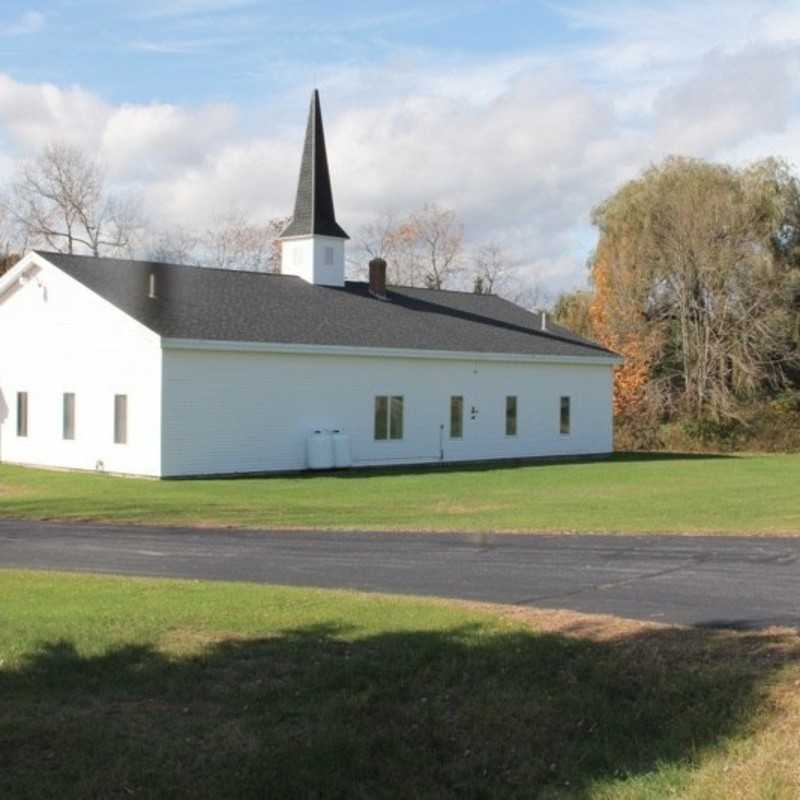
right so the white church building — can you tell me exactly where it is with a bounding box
[0,91,620,478]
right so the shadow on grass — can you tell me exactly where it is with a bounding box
[174,451,736,483]
[2,621,798,798]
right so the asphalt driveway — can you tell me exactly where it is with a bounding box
[1,518,798,629]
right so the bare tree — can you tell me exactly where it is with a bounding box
[355,209,398,261]
[403,204,463,289]
[202,212,289,273]
[0,243,20,277]
[0,206,22,276]
[469,240,551,311]
[351,209,399,280]
[471,242,515,295]
[5,142,142,257]
[147,226,202,265]
[354,204,464,289]
[509,282,550,313]
[146,212,289,272]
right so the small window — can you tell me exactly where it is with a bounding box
[16,392,28,438]
[450,396,463,438]
[506,396,517,436]
[374,395,404,440]
[374,396,388,440]
[389,396,404,440]
[560,396,571,435]
[293,246,302,267]
[63,393,76,441]
[324,246,334,266]
[114,394,128,445]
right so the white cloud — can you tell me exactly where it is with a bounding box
[0,75,107,152]
[135,1,256,19]
[651,45,800,156]
[1,10,45,37]
[127,38,238,55]
[1,1,800,294]
[101,103,238,179]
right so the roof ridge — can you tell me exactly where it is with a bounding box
[345,278,614,355]
[35,250,298,280]
[346,279,498,297]
[489,295,615,354]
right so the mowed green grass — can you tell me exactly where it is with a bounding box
[2,453,800,534]
[2,570,799,799]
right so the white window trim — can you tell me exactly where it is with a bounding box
[374,395,404,441]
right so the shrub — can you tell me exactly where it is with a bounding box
[622,401,800,454]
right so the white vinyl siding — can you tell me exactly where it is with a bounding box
[160,350,613,476]
[0,256,162,476]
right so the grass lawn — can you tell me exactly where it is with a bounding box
[2,452,800,534]
[1,570,799,799]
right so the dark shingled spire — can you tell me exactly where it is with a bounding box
[281,90,349,240]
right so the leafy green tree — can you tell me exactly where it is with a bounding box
[591,156,800,420]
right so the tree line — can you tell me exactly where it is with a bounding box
[0,141,542,307]
[553,155,800,449]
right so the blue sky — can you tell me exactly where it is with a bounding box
[1,1,799,293]
[0,2,591,105]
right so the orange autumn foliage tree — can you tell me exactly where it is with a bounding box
[589,239,659,417]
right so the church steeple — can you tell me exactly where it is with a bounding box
[279,90,348,286]
[281,89,349,240]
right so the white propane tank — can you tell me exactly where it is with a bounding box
[307,430,334,470]
[332,430,352,468]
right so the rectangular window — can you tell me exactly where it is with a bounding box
[389,396,404,440]
[324,246,334,266]
[506,396,517,436]
[16,392,28,437]
[374,396,388,440]
[63,393,75,441]
[450,395,463,438]
[114,394,128,445]
[560,396,571,435]
[374,395,404,440]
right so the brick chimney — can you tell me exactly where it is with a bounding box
[369,257,387,299]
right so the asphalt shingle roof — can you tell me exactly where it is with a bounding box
[38,251,616,359]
